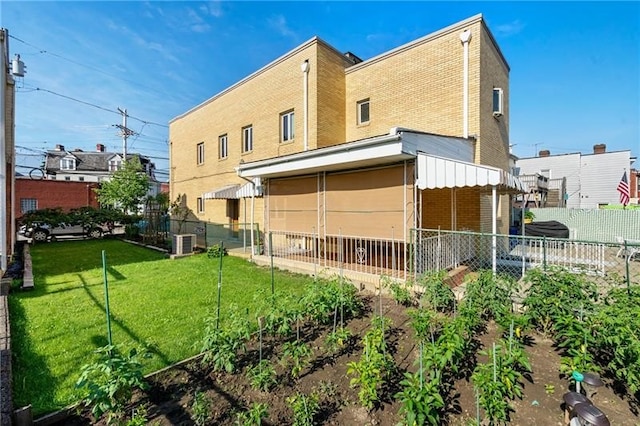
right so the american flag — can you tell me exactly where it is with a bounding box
[617,171,630,206]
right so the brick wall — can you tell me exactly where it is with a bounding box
[14,178,99,219]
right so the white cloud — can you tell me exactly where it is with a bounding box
[268,14,296,38]
[495,20,525,37]
[201,1,223,18]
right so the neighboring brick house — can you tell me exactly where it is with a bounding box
[170,14,523,263]
[516,144,636,209]
[14,178,99,220]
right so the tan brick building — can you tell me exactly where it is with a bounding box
[170,15,523,265]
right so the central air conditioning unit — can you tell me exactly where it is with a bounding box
[172,234,197,255]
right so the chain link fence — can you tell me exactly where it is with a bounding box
[168,219,260,252]
[411,229,640,290]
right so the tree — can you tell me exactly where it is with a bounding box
[95,160,150,214]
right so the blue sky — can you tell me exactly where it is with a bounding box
[3,1,639,181]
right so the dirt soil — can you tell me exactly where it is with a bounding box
[51,294,639,426]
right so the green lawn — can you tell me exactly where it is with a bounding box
[10,239,314,416]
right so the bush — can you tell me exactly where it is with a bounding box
[207,244,228,258]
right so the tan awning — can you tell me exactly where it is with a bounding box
[203,184,240,199]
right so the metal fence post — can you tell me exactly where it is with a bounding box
[269,231,274,294]
[625,240,631,295]
[543,236,547,271]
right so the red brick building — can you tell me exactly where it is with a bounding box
[15,177,99,220]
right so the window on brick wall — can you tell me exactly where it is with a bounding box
[280,110,295,142]
[219,134,228,159]
[20,198,37,214]
[197,197,204,214]
[197,142,205,165]
[492,88,503,117]
[357,98,370,124]
[242,125,253,153]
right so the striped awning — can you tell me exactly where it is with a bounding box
[203,184,240,199]
[417,153,528,193]
[203,178,263,200]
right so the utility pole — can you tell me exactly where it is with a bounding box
[115,107,136,160]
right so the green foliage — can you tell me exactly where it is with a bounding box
[207,244,228,258]
[281,340,313,378]
[287,392,320,426]
[522,267,597,335]
[126,407,148,426]
[301,277,362,325]
[472,337,531,424]
[417,270,456,313]
[382,276,414,306]
[347,316,396,410]
[592,286,640,392]
[234,402,269,426]
[75,345,149,424]
[396,370,444,426]
[255,291,300,338]
[464,270,516,322]
[246,360,277,391]
[201,305,253,373]
[20,206,129,230]
[190,391,212,426]
[324,326,353,354]
[95,159,150,213]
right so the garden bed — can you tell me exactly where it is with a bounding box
[48,289,638,425]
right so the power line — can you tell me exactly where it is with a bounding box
[9,33,167,99]
[21,84,169,128]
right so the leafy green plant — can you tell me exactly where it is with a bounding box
[201,305,253,373]
[190,391,212,426]
[234,402,268,426]
[126,407,148,426]
[281,340,313,378]
[301,277,362,325]
[207,244,228,258]
[347,316,396,410]
[464,270,516,323]
[75,345,149,425]
[287,392,319,426]
[324,326,353,354]
[396,370,444,425]
[246,360,277,391]
[417,270,456,313]
[382,275,414,306]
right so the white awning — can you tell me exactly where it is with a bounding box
[203,184,240,199]
[204,178,263,200]
[417,153,527,193]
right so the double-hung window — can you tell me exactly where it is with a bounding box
[197,142,205,165]
[242,125,253,153]
[109,159,122,172]
[219,134,228,159]
[281,110,295,142]
[492,88,503,117]
[60,157,76,170]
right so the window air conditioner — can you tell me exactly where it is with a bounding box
[172,234,196,255]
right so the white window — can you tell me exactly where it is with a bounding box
[79,176,85,181]
[357,98,370,124]
[197,197,204,213]
[242,125,253,153]
[492,88,503,116]
[197,142,205,165]
[64,176,71,181]
[281,110,295,142]
[20,198,37,214]
[219,134,228,159]
[60,157,76,170]
[109,159,122,172]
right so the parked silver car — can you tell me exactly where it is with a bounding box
[19,222,110,242]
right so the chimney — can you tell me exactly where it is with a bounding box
[96,143,105,152]
[539,150,550,157]
[593,143,606,154]
[55,144,65,151]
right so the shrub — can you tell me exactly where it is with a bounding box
[207,244,228,258]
